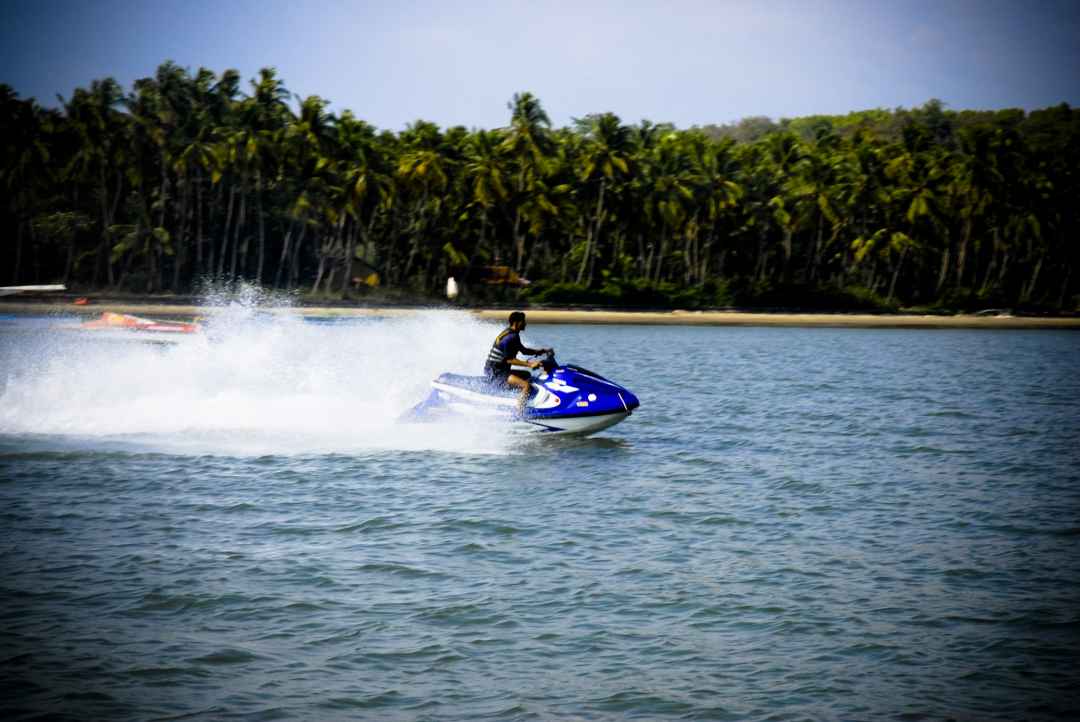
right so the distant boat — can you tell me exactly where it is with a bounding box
[79,311,201,334]
[0,284,66,297]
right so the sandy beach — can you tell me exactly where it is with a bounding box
[2,300,1079,329]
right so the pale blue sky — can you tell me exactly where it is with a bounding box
[1,0,1077,130]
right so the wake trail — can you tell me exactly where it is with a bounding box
[0,295,519,456]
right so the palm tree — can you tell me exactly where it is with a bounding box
[950,127,1003,292]
[789,135,841,283]
[863,143,946,303]
[574,112,632,286]
[62,78,128,286]
[462,129,509,281]
[174,113,218,282]
[248,68,291,285]
[836,132,889,287]
[332,111,384,296]
[643,133,695,284]
[685,133,741,284]
[763,132,804,283]
[276,94,332,289]
[393,121,450,289]
[501,92,554,272]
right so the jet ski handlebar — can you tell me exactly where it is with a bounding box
[532,349,558,374]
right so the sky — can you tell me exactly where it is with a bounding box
[1,0,1078,131]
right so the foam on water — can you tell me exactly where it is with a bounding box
[0,293,521,456]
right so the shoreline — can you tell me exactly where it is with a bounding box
[2,300,1080,329]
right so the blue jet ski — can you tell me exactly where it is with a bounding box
[406,352,640,434]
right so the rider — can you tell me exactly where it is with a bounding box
[484,311,553,416]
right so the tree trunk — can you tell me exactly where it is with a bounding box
[781,228,793,284]
[140,187,158,293]
[116,221,139,290]
[715,248,728,281]
[231,188,246,282]
[30,222,40,283]
[96,165,111,287]
[383,217,399,286]
[63,227,75,286]
[589,181,607,286]
[979,227,1001,296]
[255,170,266,286]
[312,237,328,293]
[173,171,190,292]
[635,232,647,278]
[754,226,769,284]
[218,185,236,280]
[684,213,699,285]
[654,232,669,284]
[274,220,296,290]
[461,209,488,292]
[313,216,345,294]
[699,228,716,284]
[402,206,423,285]
[936,244,951,295]
[13,220,24,283]
[195,170,204,277]
[523,232,547,281]
[560,236,571,283]
[887,246,908,304]
[152,156,170,293]
[956,217,972,288]
[340,219,359,298]
[809,213,824,282]
[511,208,525,272]
[1056,268,1071,309]
[1021,256,1042,303]
[577,179,605,286]
[289,223,306,290]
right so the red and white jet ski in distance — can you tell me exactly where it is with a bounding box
[78,311,201,339]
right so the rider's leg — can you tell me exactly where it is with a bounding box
[506,374,530,416]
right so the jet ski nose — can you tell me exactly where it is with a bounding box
[618,389,640,411]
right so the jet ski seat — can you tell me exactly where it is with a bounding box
[435,372,537,398]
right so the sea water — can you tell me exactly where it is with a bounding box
[1,307,1078,720]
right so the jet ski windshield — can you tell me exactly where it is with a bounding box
[560,364,610,382]
[535,350,611,383]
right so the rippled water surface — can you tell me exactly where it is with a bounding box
[2,311,1079,720]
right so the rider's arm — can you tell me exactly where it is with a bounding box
[510,334,546,364]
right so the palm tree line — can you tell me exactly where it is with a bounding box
[2,63,1078,311]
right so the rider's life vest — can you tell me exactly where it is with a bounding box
[484,328,517,376]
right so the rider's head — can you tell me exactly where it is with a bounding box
[508,311,526,330]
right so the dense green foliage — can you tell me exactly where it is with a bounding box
[2,63,1079,311]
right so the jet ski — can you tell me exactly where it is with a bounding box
[406,352,640,434]
[57,311,202,346]
[79,311,201,334]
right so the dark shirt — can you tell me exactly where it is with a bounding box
[484,328,525,376]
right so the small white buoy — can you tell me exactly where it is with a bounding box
[446,276,459,300]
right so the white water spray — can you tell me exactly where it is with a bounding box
[0,295,523,456]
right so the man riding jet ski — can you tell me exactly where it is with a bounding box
[405,311,640,435]
[484,311,553,416]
